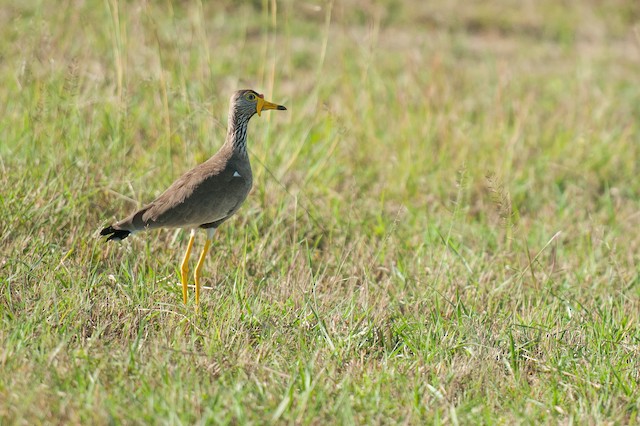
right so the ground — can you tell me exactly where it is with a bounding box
[1,0,639,424]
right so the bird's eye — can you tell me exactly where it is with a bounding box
[245,93,256,101]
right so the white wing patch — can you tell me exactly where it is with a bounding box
[233,171,241,178]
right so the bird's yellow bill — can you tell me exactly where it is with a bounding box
[257,97,287,116]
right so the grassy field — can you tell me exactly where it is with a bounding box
[1,0,639,423]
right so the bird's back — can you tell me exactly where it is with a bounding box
[117,147,252,232]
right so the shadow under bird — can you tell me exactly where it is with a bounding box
[101,89,287,305]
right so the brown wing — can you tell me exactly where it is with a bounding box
[143,165,249,228]
[115,153,251,231]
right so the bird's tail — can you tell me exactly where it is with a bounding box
[100,225,131,241]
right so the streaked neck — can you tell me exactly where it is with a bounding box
[225,111,251,156]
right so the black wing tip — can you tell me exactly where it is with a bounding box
[100,226,131,242]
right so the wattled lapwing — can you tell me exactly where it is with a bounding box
[101,89,286,304]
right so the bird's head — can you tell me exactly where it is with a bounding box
[231,89,287,119]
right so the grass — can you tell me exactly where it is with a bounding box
[1,0,639,423]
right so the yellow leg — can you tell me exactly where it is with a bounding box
[180,230,196,304]
[193,228,215,306]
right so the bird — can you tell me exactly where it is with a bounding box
[101,89,287,305]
